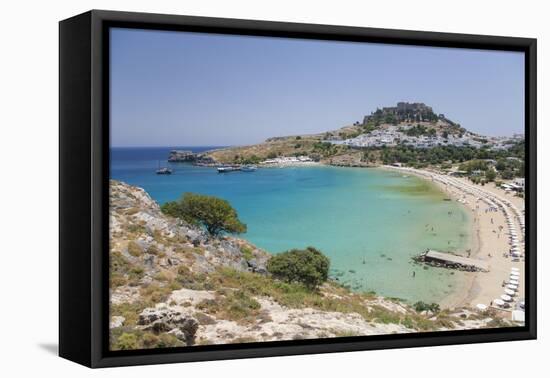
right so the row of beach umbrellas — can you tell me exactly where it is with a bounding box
[493,268,521,308]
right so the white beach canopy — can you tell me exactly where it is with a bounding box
[501,294,512,302]
[494,299,505,307]
[507,284,518,290]
[476,304,488,311]
[504,289,515,296]
[511,267,520,272]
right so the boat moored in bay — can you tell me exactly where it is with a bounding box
[156,161,173,175]
[217,166,240,173]
[241,165,257,172]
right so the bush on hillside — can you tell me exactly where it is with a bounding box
[267,247,330,290]
[413,301,440,313]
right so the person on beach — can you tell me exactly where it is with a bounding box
[412,271,416,278]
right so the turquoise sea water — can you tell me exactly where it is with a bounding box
[111,147,472,304]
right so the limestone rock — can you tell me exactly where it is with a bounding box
[110,316,125,329]
[138,306,199,345]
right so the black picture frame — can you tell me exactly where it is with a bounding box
[59,9,537,368]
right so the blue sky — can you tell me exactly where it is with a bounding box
[110,28,524,147]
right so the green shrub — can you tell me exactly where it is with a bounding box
[114,333,139,350]
[413,301,440,313]
[267,247,330,290]
[240,245,254,260]
[161,193,246,236]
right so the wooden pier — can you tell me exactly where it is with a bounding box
[417,250,490,272]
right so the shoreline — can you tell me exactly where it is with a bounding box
[383,165,525,315]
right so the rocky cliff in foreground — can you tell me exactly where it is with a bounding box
[109,180,510,350]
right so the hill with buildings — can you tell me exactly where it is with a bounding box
[199,102,523,170]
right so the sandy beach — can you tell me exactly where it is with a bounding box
[385,166,525,317]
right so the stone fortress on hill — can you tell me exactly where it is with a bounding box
[363,102,449,125]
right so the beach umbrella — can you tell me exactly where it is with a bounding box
[511,267,520,272]
[504,289,515,296]
[476,304,488,311]
[509,279,519,285]
[494,299,505,307]
[507,284,518,290]
[501,294,512,302]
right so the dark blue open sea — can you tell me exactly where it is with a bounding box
[111,146,473,304]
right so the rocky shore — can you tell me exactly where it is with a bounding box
[168,150,218,165]
[109,180,513,350]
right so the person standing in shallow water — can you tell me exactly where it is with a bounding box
[412,271,416,278]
